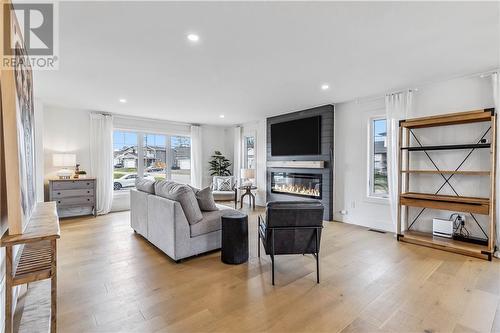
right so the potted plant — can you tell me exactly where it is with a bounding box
[208,151,232,176]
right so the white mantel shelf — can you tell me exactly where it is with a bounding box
[267,161,325,169]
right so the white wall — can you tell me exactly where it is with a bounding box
[43,106,91,198]
[201,126,235,188]
[34,99,45,202]
[42,106,235,203]
[334,75,495,232]
[240,120,267,206]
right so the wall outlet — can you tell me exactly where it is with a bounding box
[351,201,356,209]
[340,210,348,215]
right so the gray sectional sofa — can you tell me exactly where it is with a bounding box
[130,178,237,261]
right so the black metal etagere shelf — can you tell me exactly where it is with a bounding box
[401,143,490,151]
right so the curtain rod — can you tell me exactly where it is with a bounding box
[351,68,499,105]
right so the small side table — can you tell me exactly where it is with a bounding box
[239,186,257,210]
[221,211,249,264]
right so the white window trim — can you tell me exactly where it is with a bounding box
[242,129,257,186]
[366,116,389,203]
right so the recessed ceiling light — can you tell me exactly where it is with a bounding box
[321,84,330,91]
[119,98,127,103]
[219,114,225,118]
[187,34,200,42]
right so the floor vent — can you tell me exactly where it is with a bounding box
[368,229,386,234]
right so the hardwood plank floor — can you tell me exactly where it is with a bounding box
[41,204,500,332]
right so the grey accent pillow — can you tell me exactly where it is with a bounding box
[195,187,218,211]
[135,178,155,194]
[188,185,200,193]
[155,180,203,224]
[217,178,232,191]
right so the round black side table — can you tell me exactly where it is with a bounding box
[221,211,249,264]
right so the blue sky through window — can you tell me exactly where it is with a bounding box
[374,119,386,142]
[113,131,137,151]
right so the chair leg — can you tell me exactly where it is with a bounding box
[257,228,261,258]
[316,254,319,284]
[271,229,275,286]
[271,255,275,286]
[315,228,320,283]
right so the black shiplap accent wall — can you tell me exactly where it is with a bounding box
[266,105,334,220]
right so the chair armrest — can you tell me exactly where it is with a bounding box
[258,214,266,227]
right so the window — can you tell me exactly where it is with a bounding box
[113,130,191,192]
[369,118,388,197]
[243,136,255,169]
[113,131,138,191]
[170,136,191,184]
[144,133,167,181]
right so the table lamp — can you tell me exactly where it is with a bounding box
[240,168,255,187]
[53,153,76,179]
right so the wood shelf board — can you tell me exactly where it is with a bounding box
[400,192,490,215]
[401,170,490,175]
[400,231,491,259]
[400,109,493,129]
[12,240,54,283]
[1,202,60,246]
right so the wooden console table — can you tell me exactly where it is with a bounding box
[1,202,60,333]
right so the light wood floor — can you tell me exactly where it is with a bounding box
[51,204,500,332]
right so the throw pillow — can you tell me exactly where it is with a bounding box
[195,187,218,211]
[188,185,200,193]
[155,180,203,224]
[217,178,232,191]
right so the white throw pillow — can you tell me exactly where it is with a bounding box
[217,178,232,191]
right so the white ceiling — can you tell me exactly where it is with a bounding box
[34,1,499,125]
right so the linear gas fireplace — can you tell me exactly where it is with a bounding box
[267,104,333,220]
[271,172,322,199]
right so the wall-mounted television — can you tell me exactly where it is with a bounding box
[271,115,321,156]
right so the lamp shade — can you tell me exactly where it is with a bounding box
[241,168,255,179]
[53,153,76,167]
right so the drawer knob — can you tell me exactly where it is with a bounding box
[57,192,61,195]
[87,199,90,201]
[57,201,61,204]
[87,183,90,185]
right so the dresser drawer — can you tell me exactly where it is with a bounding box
[57,206,93,218]
[55,196,95,206]
[52,180,95,190]
[52,189,93,198]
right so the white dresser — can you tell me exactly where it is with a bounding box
[49,178,97,218]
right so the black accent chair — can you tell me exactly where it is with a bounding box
[258,201,324,285]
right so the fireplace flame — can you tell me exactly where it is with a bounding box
[272,184,320,198]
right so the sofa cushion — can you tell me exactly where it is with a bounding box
[212,190,235,201]
[190,208,232,237]
[155,180,203,224]
[195,187,218,211]
[135,178,156,194]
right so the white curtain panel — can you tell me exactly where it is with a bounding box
[190,125,203,188]
[233,126,242,186]
[385,91,413,231]
[89,113,114,215]
[493,72,500,258]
